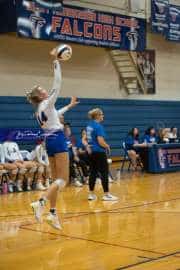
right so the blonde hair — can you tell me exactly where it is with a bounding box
[26,85,42,106]
[88,108,103,120]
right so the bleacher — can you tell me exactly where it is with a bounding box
[1,97,180,156]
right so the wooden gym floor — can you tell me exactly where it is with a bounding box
[1,170,180,270]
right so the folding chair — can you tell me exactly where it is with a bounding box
[120,142,133,172]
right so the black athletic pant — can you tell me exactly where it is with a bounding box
[89,152,109,193]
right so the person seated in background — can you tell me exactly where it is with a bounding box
[143,127,157,144]
[125,127,147,169]
[64,123,83,187]
[77,129,91,163]
[3,139,37,192]
[158,128,170,144]
[33,140,51,189]
[0,143,18,193]
[76,129,91,184]
[64,124,89,186]
[26,139,50,190]
[169,127,179,143]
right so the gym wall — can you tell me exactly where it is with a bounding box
[0,33,180,100]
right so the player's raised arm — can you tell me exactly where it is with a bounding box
[57,97,80,117]
[47,59,62,107]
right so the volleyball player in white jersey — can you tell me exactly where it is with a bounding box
[30,140,50,190]
[0,144,18,193]
[3,140,37,191]
[27,51,79,229]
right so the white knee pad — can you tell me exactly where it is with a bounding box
[38,166,44,174]
[12,169,18,175]
[29,166,37,173]
[19,168,27,174]
[54,179,65,190]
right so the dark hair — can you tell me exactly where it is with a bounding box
[145,126,155,135]
[64,122,71,128]
[128,127,139,139]
[81,128,86,137]
[171,126,177,132]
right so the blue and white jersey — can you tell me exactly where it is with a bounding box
[0,144,5,164]
[36,60,64,132]
[3,142,23,162]
[86,120,106,153]
[57,105,69,118]
[31,144,49,166]
[20,150,32,161]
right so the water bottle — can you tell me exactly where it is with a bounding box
[2,181,8,194]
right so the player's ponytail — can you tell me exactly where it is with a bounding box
[26,85,42,106]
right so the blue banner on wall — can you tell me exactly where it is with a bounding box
[166,5,180,42]
[0,0,16,33]
[151,0,169,34]
[16,0,146,51]
[0,128,42,143]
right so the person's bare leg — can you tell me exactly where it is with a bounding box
[128,150,137,169]
[35,164,44,184]
[45,183,59,208]
[44,166,51,186]
[41,156,57,208]
[24,161,37,189]
[31,153,69,228]
[49,157,56,180]
[45,166,51,179]
[33,162,46,190]
[4,163,17,183]
[45,153,69,208]
[55,152,69,184]
[31,156,56,221]
[15,162,27,191]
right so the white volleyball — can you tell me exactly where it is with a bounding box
[56,44,72,61]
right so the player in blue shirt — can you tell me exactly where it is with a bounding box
[86,108,118,201]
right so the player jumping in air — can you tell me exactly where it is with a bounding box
[26,49,79,229]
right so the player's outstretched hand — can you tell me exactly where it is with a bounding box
[50,48,57,58]
[69,97,80,108]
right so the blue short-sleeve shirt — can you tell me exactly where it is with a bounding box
[86,120,106,153]
[125,136,139,151]
[76,139,85,150]
[143,135,157,144]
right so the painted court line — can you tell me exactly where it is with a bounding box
[63,196,180,220]
[1,195,180,220]
[19,225,166,257]
[116,251,180,269]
